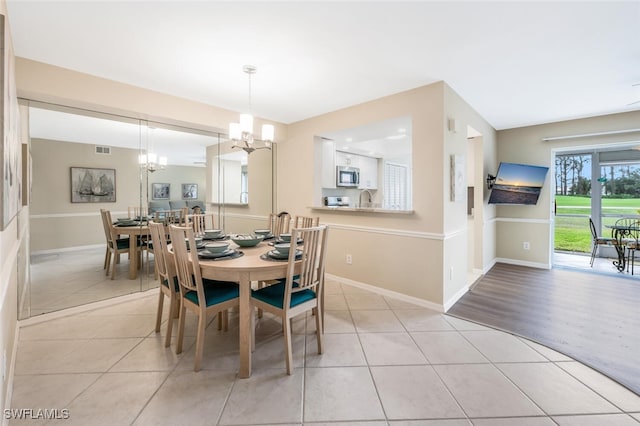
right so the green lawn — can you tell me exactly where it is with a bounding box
[554,196,640,253]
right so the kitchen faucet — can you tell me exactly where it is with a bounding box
[359,189,373,208]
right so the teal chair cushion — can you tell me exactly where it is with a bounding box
[184,280,239,307]
[115,238,132,250]
[251,281,316,309]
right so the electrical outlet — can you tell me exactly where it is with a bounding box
[523,242,530,250]
[346,254,352,265]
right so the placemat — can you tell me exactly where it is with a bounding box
[199,250,244,261]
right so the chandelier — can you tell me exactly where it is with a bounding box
[138,153,167,173]
[139,126,167,172]
[229,65,275,154]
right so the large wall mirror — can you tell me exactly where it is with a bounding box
[21,100,273,319]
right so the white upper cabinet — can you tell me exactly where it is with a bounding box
[358,155,378,189]
[321,139,336,188]
[335,151,358,168]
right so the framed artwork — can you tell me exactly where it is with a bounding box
[0,14,22,229]
[182,183,198,200]
[70,167,116,203]
[152,183,170,200]
[450,154,465,202]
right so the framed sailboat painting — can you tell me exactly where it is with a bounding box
[70,167,116,203]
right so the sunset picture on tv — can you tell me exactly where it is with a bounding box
[488,162,549,205]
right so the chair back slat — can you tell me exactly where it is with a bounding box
[128,206,148,219]
[169,225,204,302]
[269,211,290,237]
[100,209,112,246]
[293,215,319,229]
[100,209,120,248]
[189,213,216,236]
[283,225,328,308]
[149,222,174,285]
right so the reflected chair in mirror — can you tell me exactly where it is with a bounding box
[589,218,617,267]
[251,225,328,375]
[293,215,320,229]
[169,225,240,371]
[179,207,189,225]
[100,209,141,280]
[268,211,290,237]
[149,222,179,348]
[189,213,216,237]
[128,206,148,219]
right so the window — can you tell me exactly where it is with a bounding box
[383,162,409,210]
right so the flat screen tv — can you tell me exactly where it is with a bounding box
[488,162,549,205]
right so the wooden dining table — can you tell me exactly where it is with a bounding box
[197,240,301,378]
[112,222,150,279]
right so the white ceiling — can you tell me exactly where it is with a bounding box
[7,1,640,131]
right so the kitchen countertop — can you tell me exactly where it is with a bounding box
[311,206,414,215]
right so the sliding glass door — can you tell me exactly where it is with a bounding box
[554,148,640,265]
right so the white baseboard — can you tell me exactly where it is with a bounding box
[326,273,445,312]
[495,257,551,270]
[483,258,497,274]
[443,283,470,313]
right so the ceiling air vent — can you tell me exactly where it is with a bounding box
[95,146,111,155]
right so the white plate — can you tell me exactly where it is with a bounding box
[199,249,235,259]
[267,249,302,259]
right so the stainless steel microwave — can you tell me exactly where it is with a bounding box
[336,166,360,187]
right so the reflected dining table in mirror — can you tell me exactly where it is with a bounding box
[112,221,150,279]
[195,241,302,378]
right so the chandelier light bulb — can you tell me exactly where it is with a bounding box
[262,124,275,142]
[229,122,241,140]
[240,113,254,134]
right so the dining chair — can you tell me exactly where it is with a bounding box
[169,225,240,371]
[128,206,148,219]
[293,215,320,228]
[251,225,328,375]
[100,209,140,280]
[178,207,189,225]
[149,222,179,347]
[269,211,290,237]
[589,218,617,267]
[189,213,216,236]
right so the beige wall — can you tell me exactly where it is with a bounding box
[443,84,497,305]
[280,82,496,307]
[495,110,640,267]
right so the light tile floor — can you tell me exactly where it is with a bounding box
[10,276,640,425]
[28,247,158,316]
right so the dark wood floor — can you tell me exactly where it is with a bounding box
[447,262,640,395]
